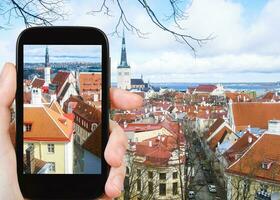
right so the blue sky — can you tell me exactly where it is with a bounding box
[1,0,280,83]
[24,45,101,63]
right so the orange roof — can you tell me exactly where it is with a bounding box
[24,105,73,142]
[51,71,70,94]
[225,92,251,102]
[135,135,178,166]
[224,131,257,164]
[208,126,233,151]
[204,118,225,139]
[31,78,45,88]
[79,73,101,93]
[227,133,280,184]
[232,102,280,130]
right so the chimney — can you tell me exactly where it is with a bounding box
[248,136,253,144]
[123,121,128,128]
[149,140,152,147]
[31,88,42,105]
[26,145,35,174]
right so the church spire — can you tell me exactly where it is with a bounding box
[118,30,129,68]
[45,46,49,67]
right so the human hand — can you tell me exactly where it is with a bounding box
[0,63,143,200]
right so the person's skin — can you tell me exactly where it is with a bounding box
[0,63,143,200]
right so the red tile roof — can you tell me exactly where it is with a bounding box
[51,71,70,94]
[204,118,225,139]
[195,84,217,93]
[208,126,233,151]
[227,133,280,184]
[135,135,179,166]
[232,102,280,130]
[31,78,45,88]
[24,105,73,142]
[261,92,280,102]
[224,131,257,164]
[79,73,101,93]
[225,92,251,102]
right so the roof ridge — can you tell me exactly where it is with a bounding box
[227,133,265,170]
[42,106,70,140]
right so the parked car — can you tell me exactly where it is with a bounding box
[208,184,217,193]
[188,191,195,199]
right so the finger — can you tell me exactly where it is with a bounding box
[110,88,143,110]
[0,63,17,107]
[104,120,127,167]
[0,63,17,157]
[104,161,126,198]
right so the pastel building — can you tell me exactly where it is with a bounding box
[23,101,74,174]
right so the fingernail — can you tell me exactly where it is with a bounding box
[113,175,123,193]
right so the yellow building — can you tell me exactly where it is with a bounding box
[23,101,74,174]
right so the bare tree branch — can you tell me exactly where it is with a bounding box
[90,0,213,54]
[0,0,66,28]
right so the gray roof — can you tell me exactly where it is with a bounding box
[131,78,145,85]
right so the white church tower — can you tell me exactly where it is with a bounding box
[44,46,51,85]
[117,31,131,90]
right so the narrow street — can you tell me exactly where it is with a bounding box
[185,129,226,200]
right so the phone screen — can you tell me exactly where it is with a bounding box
[23,45,102,174]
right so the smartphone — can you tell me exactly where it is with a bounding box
[16,27,110,199]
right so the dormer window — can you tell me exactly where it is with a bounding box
[24,123,32,132]
[261,160,273,170]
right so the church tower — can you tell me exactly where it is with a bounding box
[44,46,51,85]
[117,31,131,90]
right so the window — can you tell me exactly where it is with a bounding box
[118,72,122,76]
[148,182,153,194]
[148,171,153,179]
[27,143,34,149]
[47,144,55,153]
[124,72,129,75]
[24,123,32,132]
[173,182,178,195]
[159,183,166,196]
[173,172,178,179]
[137,179,141,191]
[159,173,166,180]
[49,162,56,172]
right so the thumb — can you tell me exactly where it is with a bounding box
[0,63,17,107]
[0,62,17,168]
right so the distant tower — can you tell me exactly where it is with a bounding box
[117,31,131,90]
[44,46,51,85]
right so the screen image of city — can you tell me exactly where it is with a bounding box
[23,45,102,174]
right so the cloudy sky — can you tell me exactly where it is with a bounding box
[0,0,280,83]
[24,45,101,63]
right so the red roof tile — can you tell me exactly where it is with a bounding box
[232,102,280,130]
[31,78,45,88]
[227,133,280,184]
[224,131,257,164]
